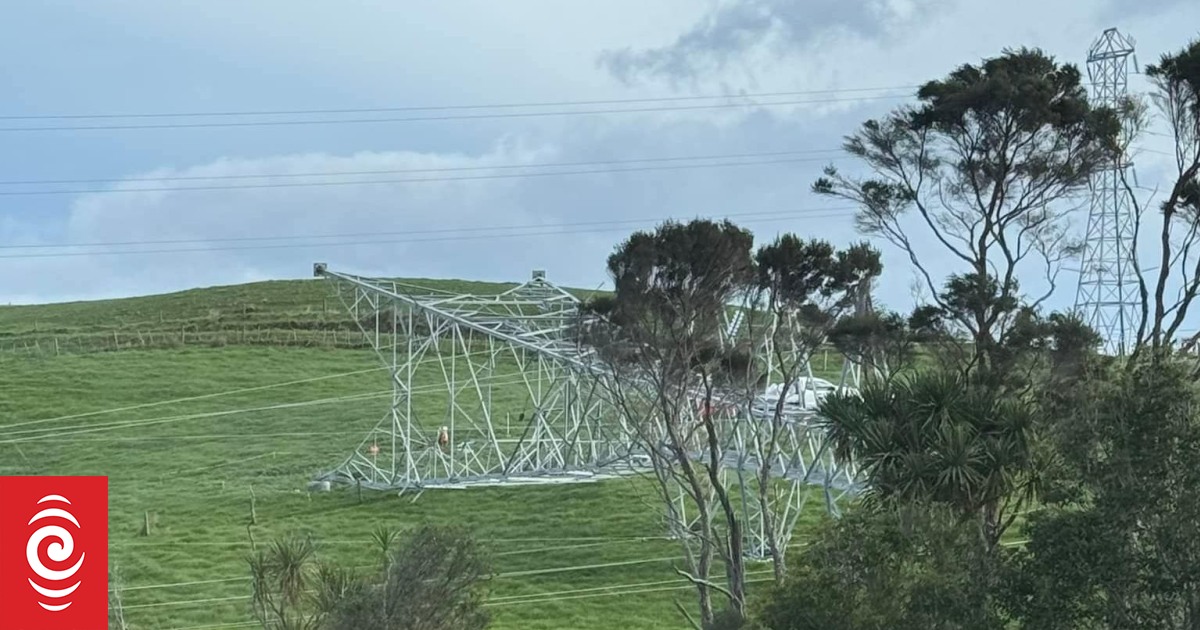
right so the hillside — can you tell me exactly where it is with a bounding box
[0,276,587,355]
[0,275,791,629]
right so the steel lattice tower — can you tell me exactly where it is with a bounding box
[310,263,863,560]
[1074,27,1140,355]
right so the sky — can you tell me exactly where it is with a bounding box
[0,0,1197,330]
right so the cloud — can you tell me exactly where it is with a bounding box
[3,143,555,303]
[13,0,1197,317]
[600,0,947,86]
[0,108,880,306]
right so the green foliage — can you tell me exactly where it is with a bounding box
[938,273,1020,329]
[1006,357,1200,629]
[245,526,491,630]
[818,370,1036,547]
[906,305,947,341]
[754,507,1003,630]
[1147,36,1200,217]
[1146,37,1200,119]
[248,535,325,630]
[324,525,491,630]
[911,47,1118,148]
[754,236,879,310]
[826,310,912,375]
[607,219,755,342]
[814,47,1119,372]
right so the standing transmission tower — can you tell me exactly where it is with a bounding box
[1075,27,1140,355]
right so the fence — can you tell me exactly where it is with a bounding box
[0,328,380,357]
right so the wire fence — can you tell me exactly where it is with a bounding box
[0,327,383,356]
[0,329,855,377]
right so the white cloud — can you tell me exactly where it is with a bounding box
[0,106,881,305]
[6,0,1200,326]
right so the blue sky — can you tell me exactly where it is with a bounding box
[0,0,1197,331]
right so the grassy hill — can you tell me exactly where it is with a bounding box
[0,276,828,629]
[0,277,533,353]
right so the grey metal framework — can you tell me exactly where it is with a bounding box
[663,373,863,558]
[660,291,869,557]
[311,264,632,490]
[311,263,861,559]
[1075,27,1140,355]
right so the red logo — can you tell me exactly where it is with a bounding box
[0,476,108,629]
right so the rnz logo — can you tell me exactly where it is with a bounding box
[28,494,87,611]
[1,476,108,629]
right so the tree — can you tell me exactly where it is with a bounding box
[754,505,1003,630]
[814,47,1120,375]
[1126,38,1200,356]
[247,526,490,630]
[735,236,882,580]
[324,525,491,630]
[591,220,882,624]
[826,309,914,381]
[817,370,1038,550]
[598,218,757,626]
[248,535,332,630]
[1004,357,1200,629]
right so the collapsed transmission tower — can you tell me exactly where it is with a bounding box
[664,282,871,557]
[1075,27,1140,355]
[311,263,861,559]
[311,264,632,490]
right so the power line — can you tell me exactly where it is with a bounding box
[1,206,853,251]
[487,576,776,607]
[1,372,537,441]
[0,155,843,197]
[0,366,388,430]
[0,85,918,121]
[0,210,854,260]
[119,556,685,610]
[0,94,910,133]
[0,148,841,187]
[0,391,394,443]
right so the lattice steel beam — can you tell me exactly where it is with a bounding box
[310,263,863,561]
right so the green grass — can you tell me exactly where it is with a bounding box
[0,276,847,628]
[0,276,610,358]
[0,277,523,334]
[0,342,831,629]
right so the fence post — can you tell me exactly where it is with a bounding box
[54,337,59,356]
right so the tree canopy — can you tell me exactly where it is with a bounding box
[814,47,1120,374]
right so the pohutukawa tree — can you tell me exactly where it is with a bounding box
[597,218,756,626]
[825,309,913,382]
[591,220,884,624]
[814,47,1121,376]
[736,236,882,580]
